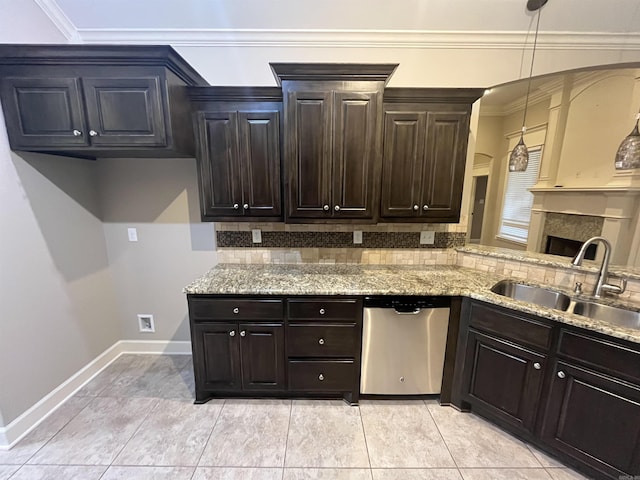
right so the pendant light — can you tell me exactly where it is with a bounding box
[614,108,640,170]
[509,0,548,172]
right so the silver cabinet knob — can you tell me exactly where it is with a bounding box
[243,204,249,210]
[73,129,82,136]
[423,205,429,210]
[240,330,246,337]
[323,205,330,211]
[319,308,325,315]
[318,338,325,345]
[229,330,236,337]
[233,307,239,314]
[334,205,340,211]
[399,376,405,383]
[318,374,324,381]
[557,371,566,379]
[233,203,239,209]
[413,205,419,211]
[533,362,542,370]
[89,130,99,137]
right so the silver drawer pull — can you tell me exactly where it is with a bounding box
[233,203,239,209]
[318,338,325,345]
[89,129,99,137]
[73,129,82,136]
[334,205,340,211]
[533,362,541,370]
[319,308,325,315]
[323,204,329,211]
[318,374,324,381]
[413,204,419,211]
[557,371,566,379]
[229,330,236,337]
[243,203,249,210]
[233,307,239,314]
[423,205,429,210]
[240,330,246,337]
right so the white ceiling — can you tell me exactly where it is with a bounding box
[43,0,640,34]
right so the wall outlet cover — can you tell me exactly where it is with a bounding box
[353,231,363,244]
[252,229,262,243]
[420,231,435,245]
[137,314,155,333]
[127,227,138,242]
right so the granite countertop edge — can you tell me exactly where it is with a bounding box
[184,263,640,345]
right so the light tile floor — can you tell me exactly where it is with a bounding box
[0,355,593,480]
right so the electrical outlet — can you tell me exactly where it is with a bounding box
[137,314,155,333]
[252,229,262,243]
[127,227,138,242]
[420,231,435,245]
[353,230,363,244]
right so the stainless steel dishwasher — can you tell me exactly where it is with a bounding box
[360,296,450,395]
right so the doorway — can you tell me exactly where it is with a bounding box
[470,175,488,243]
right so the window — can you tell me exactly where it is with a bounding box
[498,146,542,244]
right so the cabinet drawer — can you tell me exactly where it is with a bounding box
[558,330,640,383]
[288,360,355,391]
[468,302,553,351]
[189,297,283,321]
[288,298,361,321]
[288,324,358,357]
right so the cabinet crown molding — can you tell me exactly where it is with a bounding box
[384,88,484,104]
[188,86,283,102]
[0,44,208,87]
[269,62,398,85]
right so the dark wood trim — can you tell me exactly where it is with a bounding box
[0,44,208,86]
[188,86,283,102]
[270,63,399,85]
[439,296,462,406]
[384,88,484,104]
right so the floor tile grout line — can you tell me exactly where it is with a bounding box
[281,400,293,477]
[357,405,374,474]
[191,398,226,477]
[98,397,162,479]
[423,400,462,473]
[525,443,550,469]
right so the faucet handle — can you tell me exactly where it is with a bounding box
[601,278,627,295]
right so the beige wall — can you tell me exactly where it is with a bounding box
[97,158,217,342]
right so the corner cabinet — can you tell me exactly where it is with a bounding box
[189,88,283,221]
[380,89,481,223]
[187,295,363,404]
[271,63,398,223]
[0,45,207,159]
[455,298,640,479]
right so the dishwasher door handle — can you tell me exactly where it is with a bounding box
[393,308,421,315]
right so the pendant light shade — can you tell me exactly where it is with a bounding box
[508,1,546,173]
[614,112,640,170]
[509,133,529,172]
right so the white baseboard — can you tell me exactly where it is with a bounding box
[0,340,191,450]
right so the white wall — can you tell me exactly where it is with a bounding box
[97,158,216,342]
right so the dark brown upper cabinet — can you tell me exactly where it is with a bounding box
[189,87,283,222]
[271,63,398,223]
[0,45,207,159]
[380,89,483,223]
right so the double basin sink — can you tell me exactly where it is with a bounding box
[491,280,640,331]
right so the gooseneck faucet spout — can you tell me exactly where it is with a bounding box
[571,236,626,298]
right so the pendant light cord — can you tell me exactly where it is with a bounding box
[522,7,543,130]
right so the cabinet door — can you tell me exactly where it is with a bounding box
[192,323,241,391]
[541,361,640,477]
[285,89,332,219]
[197,112,243,218]
[82,77,166,146]
[421,110,469,221]
[380,109,426,218]
[238,110,282,217]
[239,323,285,391]
[0,77,88,148]
[332,91,381,219]
[462,329,546,433]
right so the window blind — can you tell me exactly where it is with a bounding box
[498,147,542,243]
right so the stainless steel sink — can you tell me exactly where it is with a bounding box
[571,301,640,331]
[491,280,572,310]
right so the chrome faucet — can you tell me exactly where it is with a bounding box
[571,236,627,298]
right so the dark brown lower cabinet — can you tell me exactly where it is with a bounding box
[541,361,640,478]
[239,323,285,391]
[457,298,640,480]
[462,329,546,433]
[192,322,241,392]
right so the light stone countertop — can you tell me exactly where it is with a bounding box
[184,263,640,345]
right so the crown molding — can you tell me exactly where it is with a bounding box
[33,0,80,43]
[74,28,640,50]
